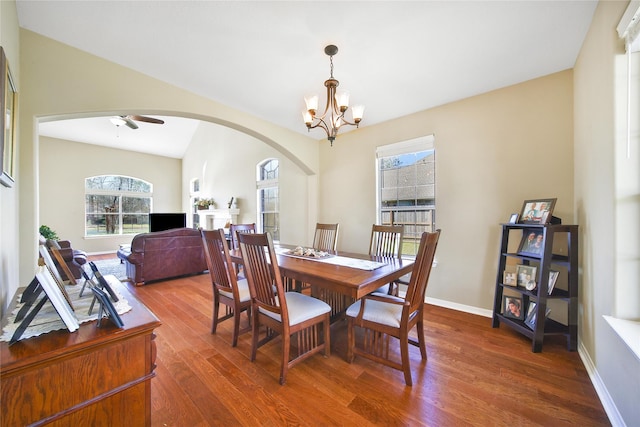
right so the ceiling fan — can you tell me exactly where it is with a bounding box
[109,115,165,130]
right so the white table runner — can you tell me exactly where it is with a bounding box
[277,248,387,271]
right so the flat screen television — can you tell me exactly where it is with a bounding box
[149,213,187,232]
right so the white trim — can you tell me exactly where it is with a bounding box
[603,315,640,361]
[425,296,493,318]
[618,0,640,52]
[578,341,626,427]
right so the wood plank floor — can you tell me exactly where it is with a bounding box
[97,255,610,426]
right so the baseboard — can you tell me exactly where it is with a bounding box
[425,296,493,318]
[578,342,625,427]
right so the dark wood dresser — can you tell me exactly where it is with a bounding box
[0,282,161,426]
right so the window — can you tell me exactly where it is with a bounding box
[85,175,152,236]
[190,178,201,228]
[376,135,435,257]
[257,159,279,240]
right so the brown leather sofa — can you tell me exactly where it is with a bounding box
[117,227,208,286]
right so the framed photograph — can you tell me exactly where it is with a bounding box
[516,264,537,291]
[548,270,559,295]
[91,286,124,328]
[524,301,537,329]
[518,228,544,256]
[503,265,517,286]
[503,295,524,320]
[0,47,17,187]
[508,213,519,224]
[518,198,557,224]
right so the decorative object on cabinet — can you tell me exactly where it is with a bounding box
[492,223,578,352]
[518,198,557,224]
[508,213,519,224]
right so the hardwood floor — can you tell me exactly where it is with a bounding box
[94,255,610,426]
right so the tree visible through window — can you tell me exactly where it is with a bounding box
[85,175,152,236]
[376,136,435,256]
[257,159,279,240]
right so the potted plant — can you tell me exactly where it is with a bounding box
[196,198,215,210]
[39,225,59,240]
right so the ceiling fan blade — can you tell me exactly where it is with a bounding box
[123,117,139,129]
[129,115,164,125]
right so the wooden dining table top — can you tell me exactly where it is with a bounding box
[229,245,414,300]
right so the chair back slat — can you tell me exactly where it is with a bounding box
[312,223,339,251]
[230,223,256,250]
[201,229,236,295]
[369,224,404,258]
[404,230,440,313]
[239,232,288,321]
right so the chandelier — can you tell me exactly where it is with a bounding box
[302,45,364,146]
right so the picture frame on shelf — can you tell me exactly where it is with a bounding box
[518,198,557,224]
[508,213,519,224]
[525,301,537,329]
[503,295,524,320]
[518,228,544,257]
[503,265,517,286]
[0,46,17,188]
[516,264,537,290]
[548,270,559,295]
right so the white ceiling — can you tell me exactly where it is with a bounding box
[18,0,598,158]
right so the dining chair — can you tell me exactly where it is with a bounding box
[312,223,339,252]
[229,223,256,250]
[201,228,252,347]
[346,229,440,386]
[238,232,331,385]
[229,223,256,277]
[369,224,404,296]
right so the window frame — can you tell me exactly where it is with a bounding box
[256,158,279,241]
[375,135,436,258]
[84,175,153,237]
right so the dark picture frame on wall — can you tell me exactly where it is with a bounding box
[519,198,556,224]
[0,46,17,187]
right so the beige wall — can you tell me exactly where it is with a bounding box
[0,0,20,318]
[574,1,640,425]
[39,137,182,253]
[182,121,312,245]
[318,71,575,312]
[18,29,319,304]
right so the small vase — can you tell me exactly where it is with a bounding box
[208,205,215,210]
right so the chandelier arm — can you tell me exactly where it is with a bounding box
[302,45,363,145]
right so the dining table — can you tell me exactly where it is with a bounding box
[229,244,414,318]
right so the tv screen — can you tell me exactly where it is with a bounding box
[149,213,187,232]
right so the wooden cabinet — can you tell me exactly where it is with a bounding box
[492,223,578,352]
[1,282,161,426]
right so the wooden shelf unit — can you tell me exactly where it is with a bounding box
[491,223,578,352]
